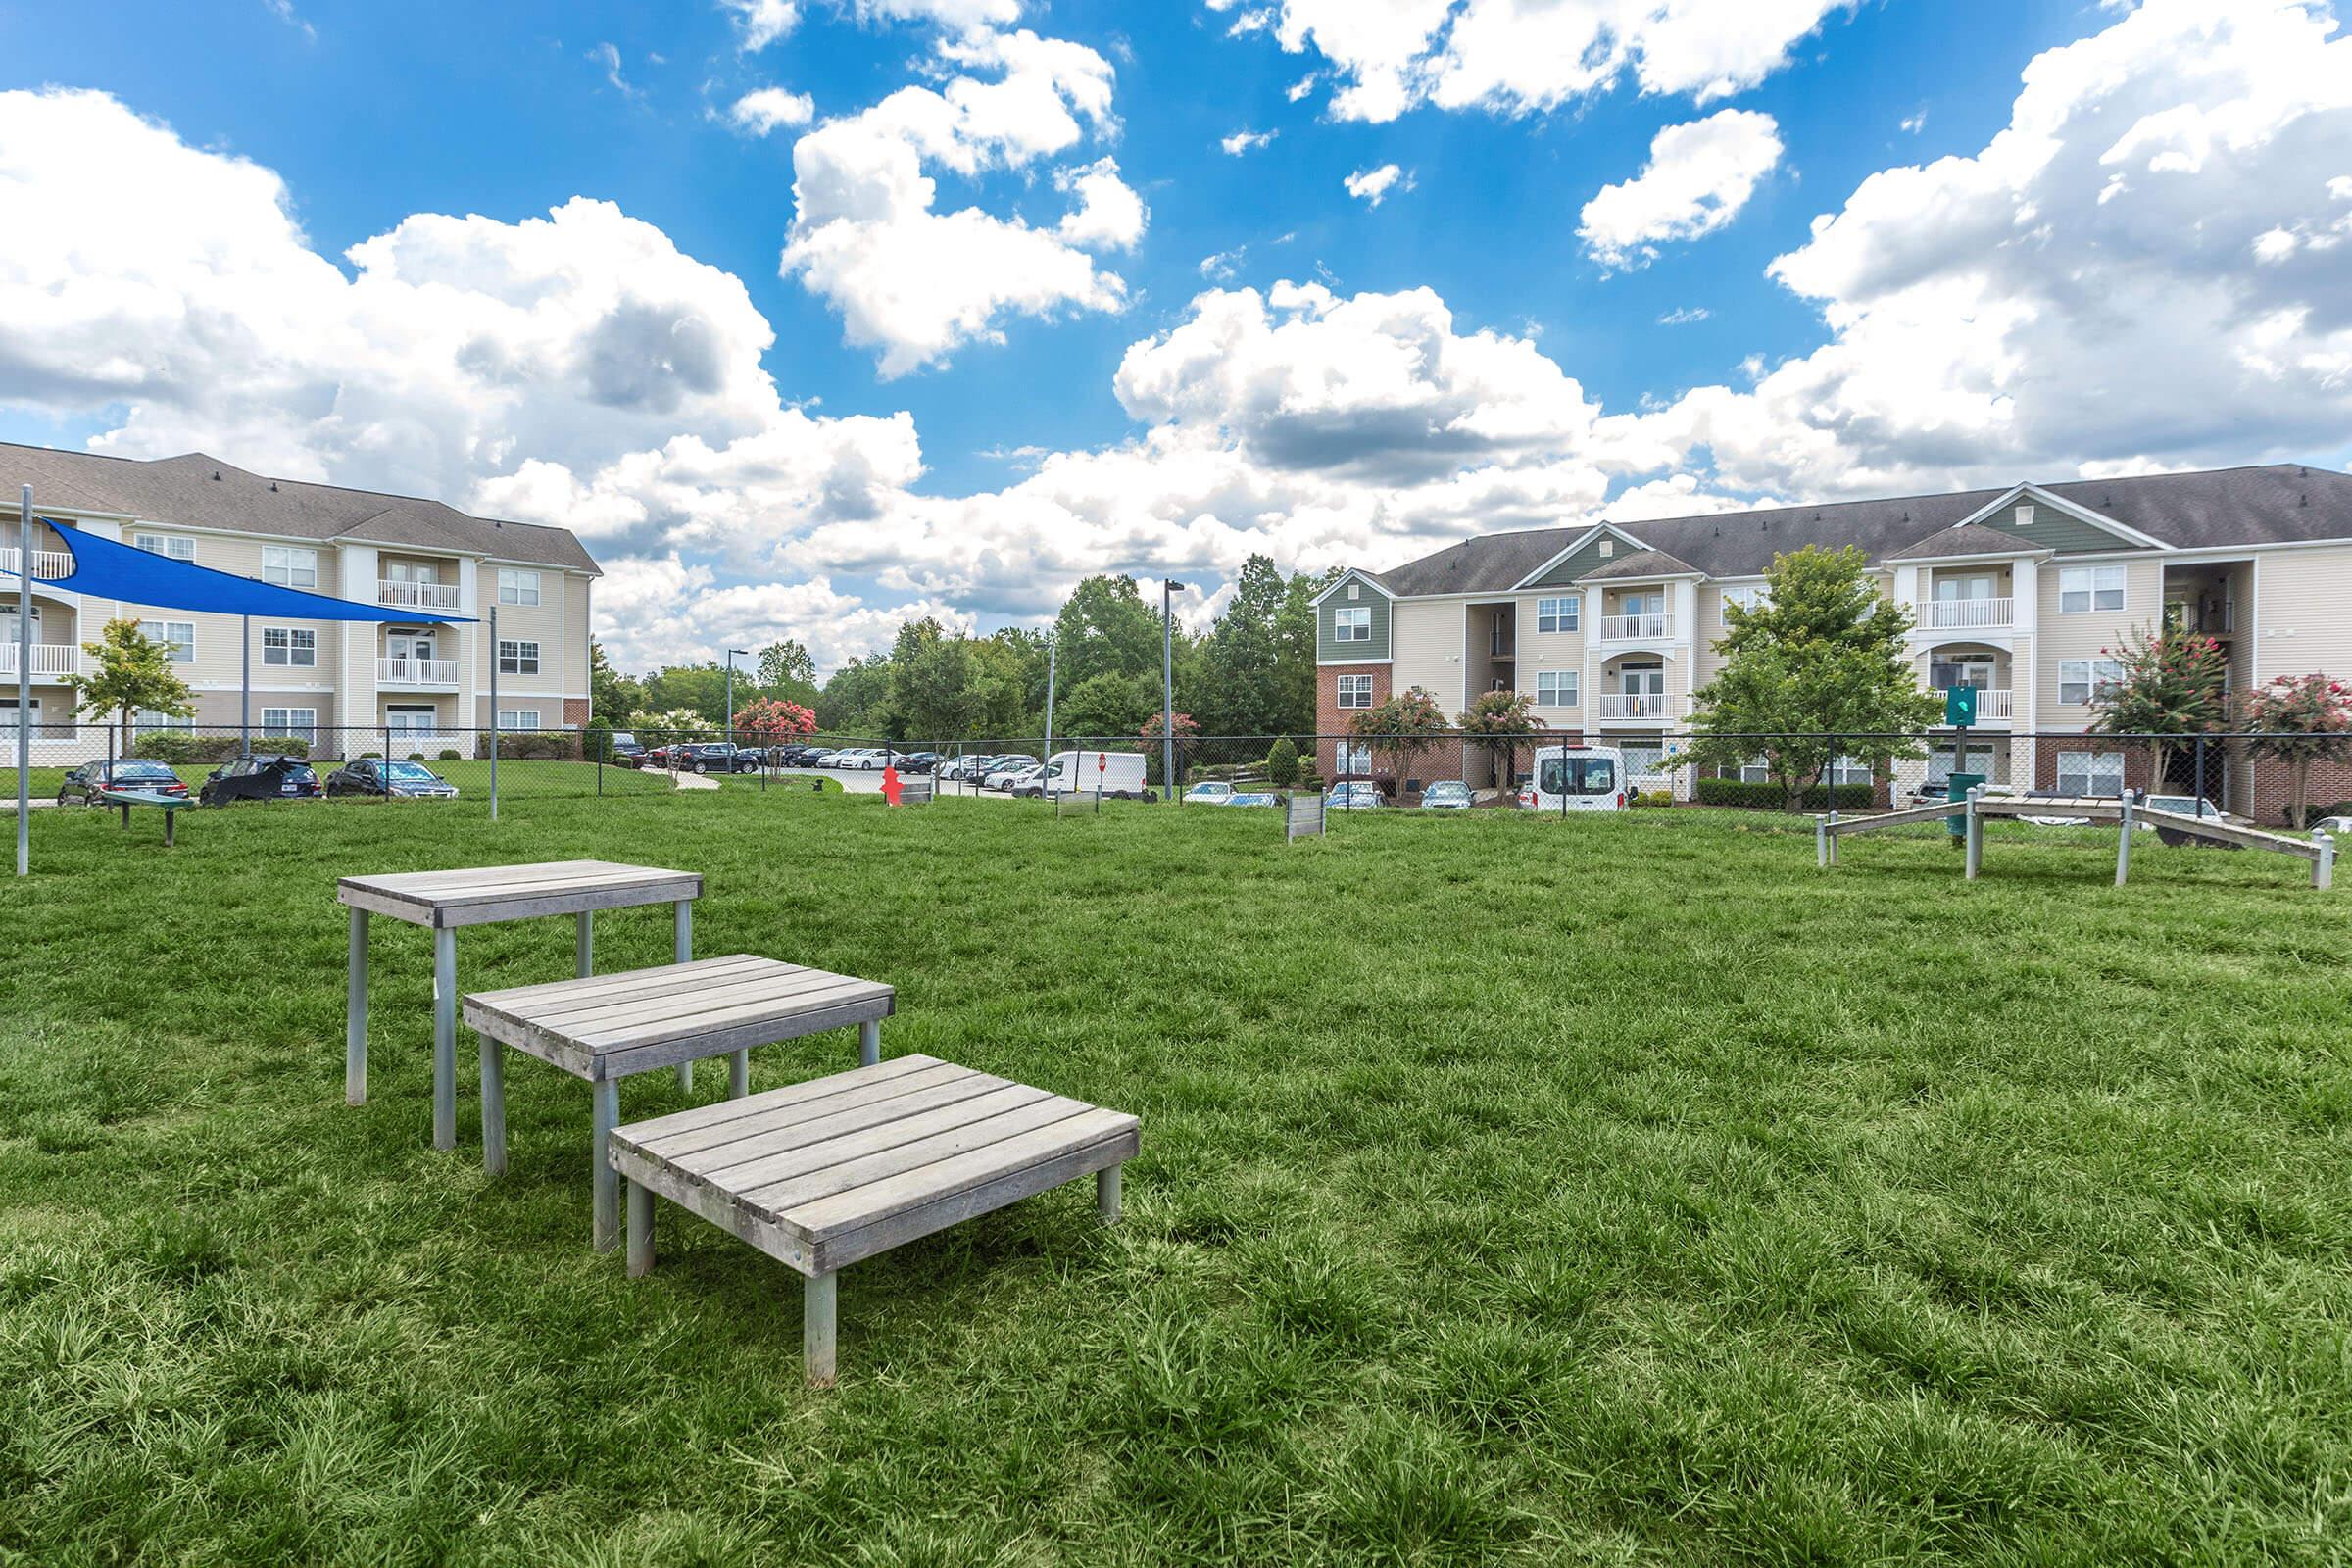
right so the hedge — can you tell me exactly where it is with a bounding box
[491,731,584,761]
[138,732,311,763]
[1694,775,1873,810]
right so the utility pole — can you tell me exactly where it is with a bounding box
[724,648,748,749]
[1161,578,1178,802]
[16,485,30,877]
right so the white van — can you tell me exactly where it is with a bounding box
[1523,744,1628,812]
[1031,749,1150,800]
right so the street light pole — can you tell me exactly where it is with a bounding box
[1161,578,1177,803]
[724,648,748,749]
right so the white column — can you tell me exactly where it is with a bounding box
[458,558,480,731]
[339,545,378,735]
[1893,565,1920,616]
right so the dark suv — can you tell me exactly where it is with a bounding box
[675,742,760,774]
[200,754,322,805]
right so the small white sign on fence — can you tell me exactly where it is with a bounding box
[1286,792,1326,841]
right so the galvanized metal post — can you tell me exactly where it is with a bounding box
[2314,828,2333,892]
[1160,579,1175,804]
[2116,788,2135,887]
[16,485,30,877]
[1044,635,1057,764]
[1965,785,1984,880]
[487,603,499,821]
[240,613,251,757]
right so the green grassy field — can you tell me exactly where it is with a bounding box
[2,792,2347,1565]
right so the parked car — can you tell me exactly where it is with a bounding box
[984,758,1039,791]
[605,730,646,766]
[896,752,938,774]
[1419,780,1473,810]
[2313,815,2352,837]
[2143,794,2246,825]
[325,757,459,799]
[675,742,759,774]
[58,759,189,806]
[1186,781,1237,805]
[1326,781,1384,809]
[1523,745,1627,812]
[942,754,1001,782]
[200,754,322,805]
[1227,791,1279,808]
[1001,764,1048,796]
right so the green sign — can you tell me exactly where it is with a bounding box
[1943,686,1978,727]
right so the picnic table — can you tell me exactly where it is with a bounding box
[337,860,702,1151]
[463,954,895,1250]
[609,1054,1138,1386]
[96,787,192,846]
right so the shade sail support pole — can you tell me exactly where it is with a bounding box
[16,485,29,878]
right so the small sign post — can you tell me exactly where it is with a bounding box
[1943,686,1978,841]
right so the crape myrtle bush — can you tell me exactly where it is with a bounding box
[1694,775,1873,810]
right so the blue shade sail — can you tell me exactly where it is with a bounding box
[4,519,472,622]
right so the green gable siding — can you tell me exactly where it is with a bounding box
[1974,499,2142,555]
[1526,533,1624,587]
[1318,581,1391,661]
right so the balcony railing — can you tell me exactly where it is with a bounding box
[377,657,460,687]
[0,643,81,678]
[1932,686,2013,719]
[1924,597,2014,630]
[378,579,462,611]
[1599,612,1674,641]
[0,547,74,579]
[1596,692,1676,720]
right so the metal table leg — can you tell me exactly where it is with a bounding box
[345,906,368,1105]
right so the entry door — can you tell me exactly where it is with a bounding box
[388,561,440,586]
[388,632,438,662]
[387,705,437,738]
[1621,663,1664,697]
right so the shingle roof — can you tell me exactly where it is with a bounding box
[1369,464,2352,595]
[1882,521,2047,562]
[0,443,598,573]
[1578,546,1700,581]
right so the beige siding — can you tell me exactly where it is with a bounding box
[472,562,566,697]
[2035,558,2165,725]
[1389,598,1460,711]
[2248,545,2352,685]
[1513,591,1588,723]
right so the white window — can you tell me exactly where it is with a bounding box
[262,707,317,741]
[1598,539,1614,558]
[1535,670,1578,707]
[1828,755,1873,786]
[1721,585,1769,622]
[1335,740,1374,774]
[496,709,541,730]
[2057,750,2125,797]
[1926,745,1998,787]
[134,533,195,562]
[138,620,195,662]
[2059,564,2126,613]
[262,626,317,667]
[1336,673,1373,710]
[1332,606,1371,642]
[2058,658,2124,706]
[1535,595,1580,634]
[2014,503,2035,527]
[497,639,541,675]
[497,568,541,607]
[1740,756,1772,784]
[386,705,438,739]
[133,708,191,735]
[261,546,318,588]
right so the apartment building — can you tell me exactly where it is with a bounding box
[1315,464,2352,809]
[2,443,597,757]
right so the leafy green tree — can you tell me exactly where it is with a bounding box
[1265,736,1299,788]
[588,638,644,727]
[1272,567,1333,738]
[1681,545,1939,811]
[818,655,895,736]
[886,618,976,742]
[2245,673,2352,828]
[74,617,195,754]
[641,662,731,725]
[966,635,1040,740]
[2088,623,2230,802]
[1054,575,1163,688]
[1054,671,1152,740]
[1457,688,1537,794]
[755,639,821,709]
[1197,554,1287,738]
[1348,686,1452,796]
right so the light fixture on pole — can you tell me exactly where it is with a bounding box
[724,648,749,749]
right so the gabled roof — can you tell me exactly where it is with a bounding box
[1358,464,2352,596]
[1883,522,2049,562]
[1308,565,1393,606]
[0,442,599,573]
[1578,546,1701,581]
[1954,480,2170,551]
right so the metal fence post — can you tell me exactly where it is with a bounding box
[2116,788,2135,887]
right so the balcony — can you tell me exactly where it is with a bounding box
[0,547,74,579]
[1596,692,1677,721]
[378,578,462,611]
[1599,612,1674,642]
[1932,687,2013,721]
[0,643,81,678]
[1923,597,2013,631]
[377,657,460,688]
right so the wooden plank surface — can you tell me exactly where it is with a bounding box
[2132,806,2324,858]
[615,1054,943,1146]
[337,859,701,926]
[1819,800,1962,834]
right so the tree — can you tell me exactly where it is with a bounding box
[1681,545,1940,810]
[2088,622,2230,801]
[1197,554,1287,738]
[1348,687,1452,797]
[1265,736,1299,788]
[640,662,731,724]
[2244,672,2352,828]
[733,697,818,747]
[74,617,195,754]
[1055,671,1152,741]
[1140,710,1201,787]
[627,708,710,743]
[757,639,817,690]
[1272,567,1332,739]
[588,638,644,727]
[1054,575,1163,688]
[818,655,895,736]
[886,618,979,742]
[1457,688,1537,795]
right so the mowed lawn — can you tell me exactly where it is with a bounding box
[2,791,2348,1566]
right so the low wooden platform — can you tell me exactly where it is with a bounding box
[609,1054,1139,1387]
[464,954,895,1250]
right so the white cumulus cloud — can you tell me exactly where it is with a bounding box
[1344,163,1410,205]
[1221,127,1278,155]
[1578,108,1783,270]
[725,86,815,135]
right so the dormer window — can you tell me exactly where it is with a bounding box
[1348,583,1360,600]
[2014,504,2035,527]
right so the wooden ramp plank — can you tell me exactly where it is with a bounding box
[615,1054,941,1146]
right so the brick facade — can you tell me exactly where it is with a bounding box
[1314,663,1392,782]
[564,697,591,727]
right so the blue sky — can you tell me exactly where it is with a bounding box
[4,1,2350,670]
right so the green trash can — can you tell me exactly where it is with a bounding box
[1946,772,1985,840]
